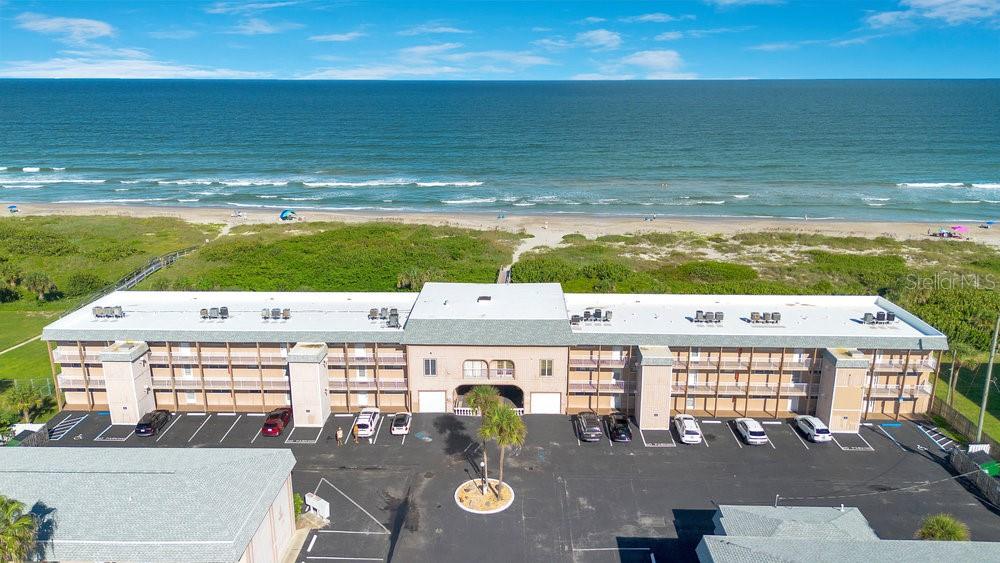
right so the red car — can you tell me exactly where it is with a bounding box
[260,407,293,437]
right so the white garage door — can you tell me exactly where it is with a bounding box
[530,392,561,414]
[418,391,447,413]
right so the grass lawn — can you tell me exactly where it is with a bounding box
[0,339,54,390]
[935,362,1000,442]
[0,310,60,351]
[139,221,522,291]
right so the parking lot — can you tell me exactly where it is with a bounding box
[45,411,1000,562]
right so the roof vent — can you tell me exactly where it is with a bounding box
[477,295,492,303]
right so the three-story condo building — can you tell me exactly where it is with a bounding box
[42,282,947,433]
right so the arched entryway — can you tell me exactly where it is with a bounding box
[455,384,524,409]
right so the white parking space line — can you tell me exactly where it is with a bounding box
[789,423,809,449]
[702,420,722,424]
[307,534,317,553]
[831,435,843,450]
[316,530,390,535]
[400,432,406,446]
[767,436,776,449]
[220,415,242,443]
[857,431,875,451]
[727,422,744,448]
[702,435,710,448]
[250,426,263,444]
[333,413,355,417]
[246,413,265,417]
[156,414,182,442]
[188,414,212,443]
[761,421,782,425]
[878,425,906,451]
[94,424,113,441]
[49,414,88,441]
[370,416,384,445]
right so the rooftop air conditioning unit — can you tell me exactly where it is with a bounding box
[219,306,229,319]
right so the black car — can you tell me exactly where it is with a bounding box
[606,413,632,443]
[575,412,604,442]
[135,409,171,437]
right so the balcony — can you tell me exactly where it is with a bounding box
[671,382,815,397]
[328,378,408,391]
[489,368,514,379]
[569,357,628,369]
[56,374,96,389]
[867,383,932,398]
[871,357,937,372]
[568,380,633,394]
[53,350,102,364]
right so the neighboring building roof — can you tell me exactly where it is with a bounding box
[714,505,878,540]
[42,284,947,351]
[0,447,295,562]
[42,290,416,344]
[697,505,1000,563]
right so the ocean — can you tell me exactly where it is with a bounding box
[1,79,998,222]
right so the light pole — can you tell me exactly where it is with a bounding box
[976,314,1000,443]
[479,460,487,494]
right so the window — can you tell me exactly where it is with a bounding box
[423,358,437,376]
[540,359,553,377]
[463,360,487,379]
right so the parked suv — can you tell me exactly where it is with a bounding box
[606,413,632,443]
[135,410,171,437]
[260,407,292,437]
[673,414,703,445]
[355,408,381,438]
[575,412,604,442]
[390,412,412,436]
[794,415,832,443]
[734,417,769,446]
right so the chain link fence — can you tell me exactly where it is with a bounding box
[947,447,1000,507]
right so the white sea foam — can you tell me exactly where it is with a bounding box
[972,183,1000,189]
[257,195,279,199]
[897,182,965,188]
[593,198,619,205]
[303,178,412,188]
[949,200,981,204]
[53,167,65,171]
[158,179,213,186]
[53,197,171,203]
[0,167,7,171]
[696,200,726,205]
[114,188,129,192]
[866,203,886,207]
[22,167,40,172]
[863,197,891,201]
[733,194,751,199]
[513,202,536,207]
[222,180,289,187]
[382,199,394,203]
[281,196,322,201]
[120,179,152,184]
[416,181,484,187]
[190,191,232,196]
[2,184,43,189]
[442,197,496,204]
[177,198,200,202]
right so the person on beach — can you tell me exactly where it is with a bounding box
[335,426,344,446]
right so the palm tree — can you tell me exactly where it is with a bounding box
[22,273,55,302]
[5,384,44,423]
[0,263,22,289]
[0,495,38,562]
[466,386,500,488]
[915,513,970,541]
[483,403,526,499]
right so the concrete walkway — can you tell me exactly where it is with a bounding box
[0,334,40,356]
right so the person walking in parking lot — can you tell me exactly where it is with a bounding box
[336,426,344,446]
[353,423,359,445]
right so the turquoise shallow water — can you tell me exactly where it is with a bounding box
[1,79,998,222]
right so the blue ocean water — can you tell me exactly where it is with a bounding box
[1,79,998,222]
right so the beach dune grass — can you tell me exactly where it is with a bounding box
[139,222,521,291]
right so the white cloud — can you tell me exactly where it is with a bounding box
[398,21,471,36]
[0,57,267,78]
[205,1,301,15]
[620,13,694,23]
[575,29,622,50]
[226,18,303,35]
[748,41,800,51]
[571,72,636,80]
[309,31,366,42]
[300,64,461,80]
[532,37,572,51]
[148,28,198,40]
[705,0,784,6]
[442,50,553,66]
[655,31,685,41]
[576,16,607,24]
[655,26,753,40]
[867,0,1000,28]
[16,12,114,45]
[399,42,464,62]
[531,26,552,32]
[620,49,694,78]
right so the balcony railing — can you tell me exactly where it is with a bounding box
[567,380,633,394]
[328,378,408,391]
[489,368,515,379]
[53,350,102,364]
[671,382,815,397]
[455,407,524,416]
[871,358,937,372]
[676,357,815,372]
[867,383,932,398]
[569,358,628,369]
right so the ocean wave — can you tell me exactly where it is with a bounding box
[949,200,981,204]
[2,184,43,189]
[863,197,891,202]
[221,179,289,187]
[281,196,322,201]
[226,202,316,210]
[442,197,497,204]
[0,167,6,171]
[513,202,536,207]
[593,198,619,205]
[158,179,213,185]
[177,198,200,202]
[415,181,484,187]
[303,178,413,188]
[972,183,1000,189]
[53,167,65,171]
[22,167,40,172]
[695,200,726,205]
[53,197,171,203]
[257,195,279,199]
[897,182,965,188]
[189,191,232,196]
[114,188,129,192]
[866,203,886,207]
[733,194,751,199]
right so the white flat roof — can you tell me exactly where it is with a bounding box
[408,282,568,320]
[563,293,939,340]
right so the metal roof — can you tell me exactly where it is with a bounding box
[0,447,295,562]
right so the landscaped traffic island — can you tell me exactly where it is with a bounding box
[455,479,514,514]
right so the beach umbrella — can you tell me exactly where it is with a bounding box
[279,209,296,220]
[951,225,968,232]
[986,220,997,226]
[6,205,16,209]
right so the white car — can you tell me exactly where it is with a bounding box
[390,412,412,436]
[734,417,769,446]
[673,414,703,444]
[794,415,832,443]
[355,408,381,438]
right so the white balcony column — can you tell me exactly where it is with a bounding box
[635,346,673,430]
[100,341,155,425]
[287,343,330,428]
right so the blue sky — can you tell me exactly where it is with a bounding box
[0,0,997,79]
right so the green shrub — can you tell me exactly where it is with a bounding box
[0,223,77,256]
[676,261,758,283]
[84,241,140,261]
[580,260,631,282]
[561,233,587,243]
[915,513,969,541]
[64,272,108,297]
[0,287,19,303]
[512,256,579,283]
[293,492,305,516]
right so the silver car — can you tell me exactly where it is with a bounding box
[734,417,769,446]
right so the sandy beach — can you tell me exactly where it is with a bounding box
[6,202,1000,256]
